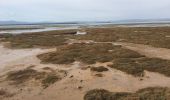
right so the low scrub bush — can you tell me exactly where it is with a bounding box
[84,87,170,100]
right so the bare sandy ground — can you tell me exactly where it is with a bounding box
[0,44,55,75]
[0,43,170,100]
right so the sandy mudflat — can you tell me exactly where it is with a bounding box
[0,44,54,74]
[115,42,170,60]
[0,42,170,100]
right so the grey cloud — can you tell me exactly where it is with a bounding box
[0,0,170,22]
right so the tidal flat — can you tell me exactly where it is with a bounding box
[0,25,170,100]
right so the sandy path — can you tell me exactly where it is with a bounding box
[0,44,54,74]
[114,42,170,60]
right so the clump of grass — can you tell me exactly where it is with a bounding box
[84,89,111,100]
[84,89,130,100]
[6,69,42,84]
[42,74,61,88]
[135,87,170,100]
[109,57,170,77]
[0,89,7,96]
[109,58,145,77]
[90,66,109,72]
[84,87,170,100]
[6,68,67,87]
[95,74,103,77]
[37,43,143,64]
[42,67,51,70]
[0,89,14,98]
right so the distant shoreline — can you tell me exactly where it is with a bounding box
[1,21,170,26]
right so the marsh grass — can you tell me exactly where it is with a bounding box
[84,87,170,100]
[0,30,77,48]
[2,27,170,77]
[37,43,170,77]
[37,43,143,64]
[75,28,119,42]
[1,27,170,48]
[84,89,131,100]
[114,27,170,49]
[6,69,43,84]
[6,68,67,88]
[42,74,61,88]
[76,27,170,49]
[109,57,170,77]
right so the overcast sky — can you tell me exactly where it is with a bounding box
[0,0,170,22]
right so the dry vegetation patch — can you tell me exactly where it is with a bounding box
[6,68,43,84]
[109,57,170,77]
[90,66,109,72]
[75,27,170,49]
[2,27,170,78]
[114,27,170,49]
[6,68,67,88]
[0,89,14,98]
[38,43,170,77]
[0,30,77,48]
[75,28,119,42]
[42,73,62,88]
[84,87,170,100]
[37,43,143,64]
[1,27,170,49]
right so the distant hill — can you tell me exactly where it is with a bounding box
[0,21,30,25]
[0,21,110,25]
[112,19,170,24]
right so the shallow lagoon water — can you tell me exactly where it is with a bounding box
[1,23,170,34]
[0,25,79,34]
